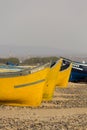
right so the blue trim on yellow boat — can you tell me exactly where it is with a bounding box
[14,79,45,88]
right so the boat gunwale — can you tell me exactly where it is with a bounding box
[60,57,87,66]
[0,63,50,78]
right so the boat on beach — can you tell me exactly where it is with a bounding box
[43,58,62,101]
[56,63,72,88]
[61,57,87,82]
[0,63,50,107]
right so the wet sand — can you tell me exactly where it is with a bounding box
[0,82,87,130]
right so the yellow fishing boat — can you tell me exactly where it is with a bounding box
[56,63,72,88]
[0,64,50,107]
[43,59,62,101]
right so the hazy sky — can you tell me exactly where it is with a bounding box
[0,0,87,57]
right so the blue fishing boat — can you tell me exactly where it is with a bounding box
[61,57,87,82]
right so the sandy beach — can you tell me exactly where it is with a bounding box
[0,82,87,130]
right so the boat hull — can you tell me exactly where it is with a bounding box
[70,68,87,82]
[56,63,72,88]
[43,59,62,101]
[0,67,50,107]
[61,57,87,82]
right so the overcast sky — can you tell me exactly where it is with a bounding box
[0,0,87,57]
